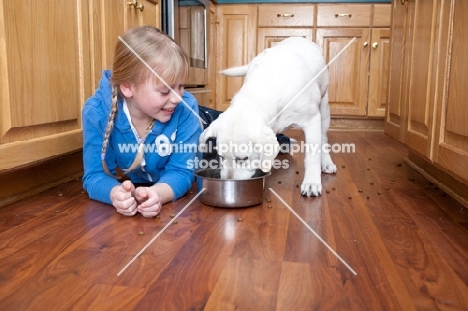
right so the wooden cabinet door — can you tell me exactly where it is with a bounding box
[385,0,412,141]
[215,4,257,111]
[404,0,439,158]
[433,0,468,183]
[368,28,390,117]
[0,0,91,171]
[316,28,370,116]
[257,28,314,53]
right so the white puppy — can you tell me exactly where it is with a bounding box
[199,37,336,196]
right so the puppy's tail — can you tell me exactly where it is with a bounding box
[219,65,249,77]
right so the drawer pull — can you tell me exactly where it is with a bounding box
[335,13,352,18]
[277,13,294,18]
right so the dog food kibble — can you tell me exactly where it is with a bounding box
[173,220,178,224]
[237,217,243,222]
[58,193,63,197]
[397,163,402,167]
[378,191,382,195]
[156,214,160,219]
[326,190,330,194]
[348,196,352,200]
[138,231,145,236]
[266,197,271,202]
[358,189,363,193]
[332,187,336,191]
[367,168,371,171]
[386,186,390,190]
[370,182,374,185]
[170,213,175,218]
[296,184,299,188]
[278,181,282,184]
[296,171,299,174]
[342,165,346,168]
[366,196,370,200]
[267,205,273,208]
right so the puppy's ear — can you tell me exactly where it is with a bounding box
[258,128,279,173]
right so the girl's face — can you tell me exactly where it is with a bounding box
[121,77,185,123]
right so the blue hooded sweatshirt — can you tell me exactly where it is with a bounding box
[82,70,202,205]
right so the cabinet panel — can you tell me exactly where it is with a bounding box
[317,4,372,27]
[373,4,391,27]
[257,28,314,53]
[385,0,411,141]
[0,0,91,170]
[435,0,468,182]
[316,28,370,116]
[215,5,257,111]
[258,4,314,27]
[368,28,390,117]
[405,0,439,157]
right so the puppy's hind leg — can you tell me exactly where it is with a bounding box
[319,91,337,174]
[301,113,323,196]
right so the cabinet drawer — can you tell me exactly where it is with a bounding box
[258,4,315,27]
[317,4,371,27]
[373,4,391,27]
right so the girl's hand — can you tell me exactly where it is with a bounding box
[134,186,162,218]
[110,180,138,216]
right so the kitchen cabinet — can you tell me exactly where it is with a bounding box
[0,0,91,171]
[386,0,437,153]
[213,2,390,124]
[385,0,468,201]
[0,0,160,207]
[315,4,390,118]
[214,4,257,111]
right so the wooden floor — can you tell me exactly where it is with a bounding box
[1,131,468,310]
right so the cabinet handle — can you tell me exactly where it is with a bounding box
[400,0,410,5]
[277,13,294,18]
[335,13,352,18]
[372,42,379,49]
[128,1,144,12]
[363,42,369,47]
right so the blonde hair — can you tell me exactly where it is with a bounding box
[101,26,189,177]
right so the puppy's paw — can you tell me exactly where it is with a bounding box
[300,183,322,197]
[322,163,337,174]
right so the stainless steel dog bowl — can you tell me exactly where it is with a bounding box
[195,168,270,208]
